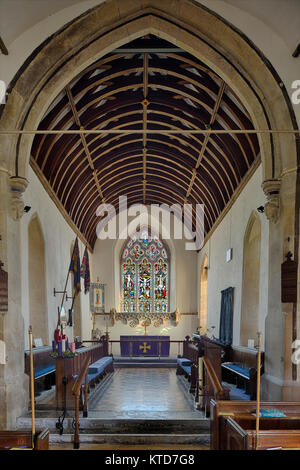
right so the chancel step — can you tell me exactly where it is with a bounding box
[49,433,210,446]
[17,416,209,435]
[113,356,177,368]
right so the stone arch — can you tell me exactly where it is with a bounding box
[0,0,297,191]
[240,211,261,347]
[28,213,48,344]
[199,255,208,334]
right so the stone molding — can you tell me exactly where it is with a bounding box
[9,176,28,221]
[262,178,281,224]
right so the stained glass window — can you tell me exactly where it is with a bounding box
[121,231,169,312]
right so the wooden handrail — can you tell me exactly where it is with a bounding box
[203,356,223,397]
[72,353,90,449]
[72,353,90,396]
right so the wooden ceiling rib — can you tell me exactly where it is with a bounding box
[31,35,259,249]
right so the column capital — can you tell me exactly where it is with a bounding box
[9,176,28,221]
[262,178,281,224]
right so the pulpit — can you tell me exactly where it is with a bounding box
[120,336,170,357]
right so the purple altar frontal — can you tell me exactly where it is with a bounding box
[120,336,170,356]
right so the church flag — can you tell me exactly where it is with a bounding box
[80,245,90,294]
[69,237,81,296]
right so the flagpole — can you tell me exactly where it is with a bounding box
[60,239,78,311]
[255,332,262,450]
[60,237,77,309]
[28,326,36,448]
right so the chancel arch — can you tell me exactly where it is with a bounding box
[28,214,48,345]
[240,212,261,347]
[0,0,300,430]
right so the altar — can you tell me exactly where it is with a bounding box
[120,336,170,357]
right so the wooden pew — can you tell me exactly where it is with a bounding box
[55,339,113,409]
[221,345,264,400]
[210,400,300,450]
[0,429,49,450]
[226,416,300,450]
[24,346,56,396]
[176,336,198,394]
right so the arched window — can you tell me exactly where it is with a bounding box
[121,229,169,313]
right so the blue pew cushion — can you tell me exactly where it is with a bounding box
[34,365,56,379]
[88,356,113,374]
[181,365,191,375]
[222,362,250,379]
[177,357,193,367]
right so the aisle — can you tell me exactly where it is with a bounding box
[89,368,196,414]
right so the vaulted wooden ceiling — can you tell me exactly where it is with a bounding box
[31,35,259,249]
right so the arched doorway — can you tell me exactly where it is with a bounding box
[240,212,261,347]
[28,214,48,345]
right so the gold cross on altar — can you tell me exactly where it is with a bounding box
[139,342,151,354]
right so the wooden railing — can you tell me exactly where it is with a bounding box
[71,353,90,450]
[203,356,229,412]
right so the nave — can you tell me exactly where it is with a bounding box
[0,0,300,454]
[19,361,210,451]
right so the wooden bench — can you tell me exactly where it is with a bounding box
[210,400,300,450]
[24,346,56,396]
[55,339,114,409]
[221,345,264,400]
[0,429,50,450]
[226,416,300,450]
[176,336,198,394]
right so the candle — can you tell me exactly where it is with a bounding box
[66,339,69,351]
[58,341,62,355]
[62,339,66,353]
[71,342,76,353]
[52,340,56,352]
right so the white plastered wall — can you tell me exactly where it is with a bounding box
[198,164,269,349]
[20,166,92,349]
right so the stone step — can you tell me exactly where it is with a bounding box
[113,356,177,362]
[49,433,210,446]
[17,416,209,435]
[113,356,178,368]
[115,362,177,368]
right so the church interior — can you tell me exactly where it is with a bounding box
[0,0,300,452]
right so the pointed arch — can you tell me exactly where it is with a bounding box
[121,227,169,313]
[28,213,48,344]
[240,211,261,346]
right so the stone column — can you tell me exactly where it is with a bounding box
[261,174,300,400]
[0,168,29,429]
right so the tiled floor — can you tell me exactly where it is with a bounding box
[90,368,195,413]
